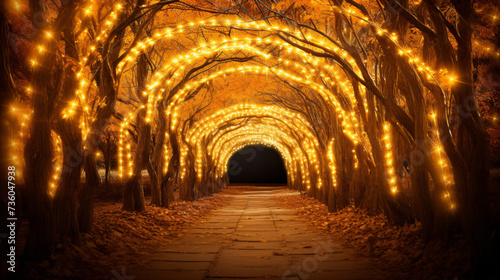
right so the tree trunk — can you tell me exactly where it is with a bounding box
[123,53,149,211]
[399,55,435,239]
[52,9,82,244]
[161,133,178,207]
[78,152,99,233]
[123,175,146,212]
[147,158,160,206]
[23,0,81,258]
[150,109,168,206]
[122,119,148,212]
[104,133,111,187]
[23,127,54,261]
[78,10,126,230]
[180,149,196,201]
[451,0,493,275]
[352,146,370,208]
[53,116,82,243]
[23,0,55,261]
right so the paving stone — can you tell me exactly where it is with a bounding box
[215,249,288,262]
[242,210,272,215]
[227,241,285,250]
[173,235,228,244]
[207,265,290,278]
[213,208,245,211]
[209,213,243,217]
[240,215,273,220]
[129,269,206,280]
[236,223,276,231]
[274,221,307,228]
[270,209,295,215]
[195,222,238,228]
[276,228,315,235]
[204,217,240,222]
[174,234,224,243]
[205,278,280,280]
[297,269,380,280]
[157,244,221,253]
[147,252,217,262]
[283,233,323,242]
[211,211,244,216]
[237,219,275,225]
[232,231,282,242]
[190,228,234,234]
[145,260,211,271]
[316,259,375,271]
[272,214,297,221]
[286,247,347,257]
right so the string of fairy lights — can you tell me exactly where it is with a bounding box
[10,1,495,212]
[327,138,337,189]
[383,123,398,194]
[430,113,456,210]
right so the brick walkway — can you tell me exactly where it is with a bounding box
[130,186,383,280]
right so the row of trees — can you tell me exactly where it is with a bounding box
[0,0,498,277]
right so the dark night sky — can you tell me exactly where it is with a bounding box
[227,145,287,184]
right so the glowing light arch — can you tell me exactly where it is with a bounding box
[219,139,294,183]
[26,7,454,200]
[182,104,325,189]
[214,134,304,188]
[207,126,311,188]
[198,119,310,185]
[53,14,455,200]
[117,64,371,178]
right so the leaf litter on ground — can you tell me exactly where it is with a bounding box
[23,188,240,279]
[274,189,472,280]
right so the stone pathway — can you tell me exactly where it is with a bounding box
[130,186,383,280]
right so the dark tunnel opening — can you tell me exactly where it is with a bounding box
[227,145,287,184]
